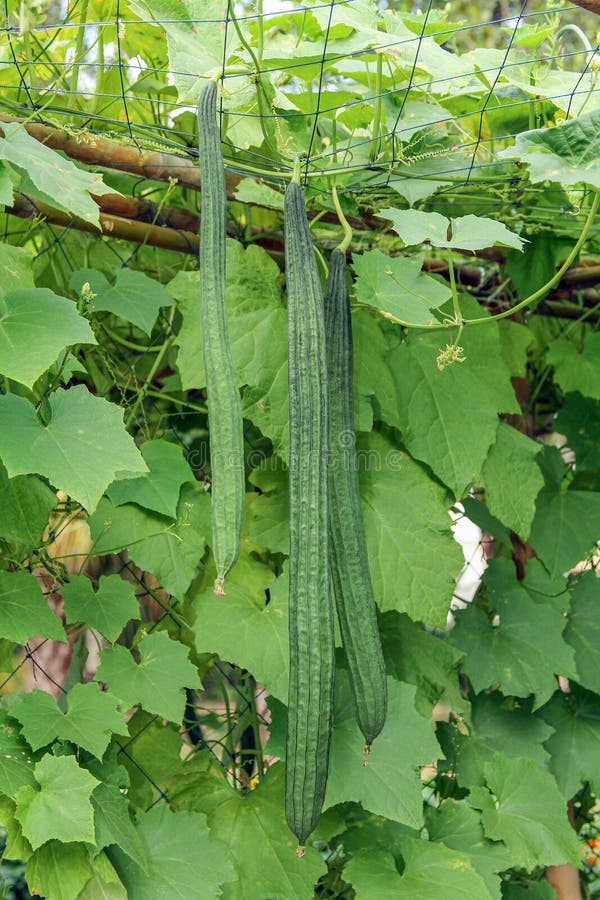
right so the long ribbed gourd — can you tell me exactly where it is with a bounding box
[284,175,335,854]
[197,80,245,595]
[324,248,387,750]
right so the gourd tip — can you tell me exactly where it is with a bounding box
[214,577,226,596]
[295,845,306,859]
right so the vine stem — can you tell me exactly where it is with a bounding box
[69,0,90,99]
[447,247,462,325]
[369,53,383,163]
[331,185,352,253]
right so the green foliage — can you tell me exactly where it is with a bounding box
[1,2,600,896]
[0,387,147,512]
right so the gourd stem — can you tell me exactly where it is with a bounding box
[332,185,353,253]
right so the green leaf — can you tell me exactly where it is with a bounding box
[78,851,128,900]
[109,805,232,900]
[499,109,600,188]
[15,755,99,849]
[504,231,570,302]
[0,243,34,295]
[554,393,600,471]
[0,386,147,512]
[11,684,125,758]
[91,269,174,336]
[0,796,31,862]
[497,320,533,378]
[234,178,284,209]
[565,572,600,693]
[95,631,199,723]
[473,755,580,868]
[0,463,56,547]
[501,883,556,899]
[171,240,289,454]
[547,334,600,400]
[379,611,466,718]
[88,482,210,597]
[26,841,93,900]
[0,288,96,388]
[62,575,139,644]
[359,432,463,626]
[538,686,600,799]
[378,208,524,251]
[381,296,519,496]
[352,249,451,325]
[324,674,439,828]
[529,487,600,577]
[191,559,286,701]
[186,762,325,899]
[0,126,115,227]
[107,439,194,518]
[447,692,553,789]
[139,0,233,102]
[481,422,544,539]
[0,716,38,799]
[346,836,493,899]
[0,571,64,643]
[92,782,148,872]
[426,800,512,899]
[450,559,575,707]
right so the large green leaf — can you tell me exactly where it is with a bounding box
[95,631,199,723]
[14,755,99,850]
[379,611,466,718]
[345,836,493,899]
[0,716,38,799]
[352,249,451,325]
[0,243,34,295]
[547,334,600,400]
[359,433,463,625]
[0,571,64,643]
[378,208,524,251]
[0,387,147,512]
[481,422,543,539]
[472,755,580,868]
[381,296,519,497]
[190,557,285,700]
[78,852,127,900]
[89,268,174,336]
[538,686,600,799]
[92,782,148,873]
[137,0,233,102]
[11,684,125,759]
[450,559,575,707]
[171,240,289,454]
[426,800,513,899]
[0,463,56,547]
[499,109,600,188]
[445,692,553,789]
[175,761,325,899]
[88,482,210,597]
[0,126,114,227]
[554,393,600,471]
[324,674,439,828]
[110,805,232,900]
[529,487,600,577]
[565,572,600,693]
[0,288,95,389]
[25,841,93,900]
[106,439,194,518]
[62,575,139,644]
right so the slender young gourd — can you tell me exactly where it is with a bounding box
[197,80,245,595]
[324,247,388,751]
[284,173,335,855]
